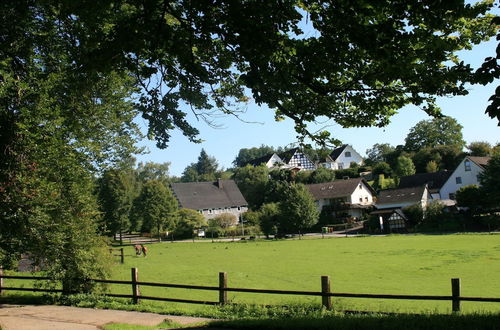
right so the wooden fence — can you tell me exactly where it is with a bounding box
[1,268,500,313]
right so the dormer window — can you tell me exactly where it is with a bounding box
[464,160,471,171]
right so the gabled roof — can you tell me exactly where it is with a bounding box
[377,185,428,206]
[329,145,348,161]
[398,171,452,193]
[244,153,277,167]
[171,180,247,210]
[468,156,491,169]
[278,148,299,163]
[306,178,375,200]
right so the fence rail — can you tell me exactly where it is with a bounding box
[1,267,500,312]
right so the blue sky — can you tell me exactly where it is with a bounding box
[135,37,499,177]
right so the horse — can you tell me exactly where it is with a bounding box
[141,244,148,257]
[134,244,142,256]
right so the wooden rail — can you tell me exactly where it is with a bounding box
[2,268,500,312]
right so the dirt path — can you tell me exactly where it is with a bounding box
[0,304,213,330]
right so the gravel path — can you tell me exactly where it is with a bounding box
[0,304,213,330]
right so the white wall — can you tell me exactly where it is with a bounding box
[440,158,484,200]
[200,206,248,220]
[349,181,374,205]
[325,145,364,170]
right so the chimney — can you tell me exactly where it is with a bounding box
[217,178,223,189]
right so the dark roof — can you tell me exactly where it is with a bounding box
[244,153,275,167]
[398,171,452,193]
[278,148,299,163]
[170,180,247,210]
[377,185,427,206]
[329,145,347,161]
[468,156,491,169]
[371,208,408,220]
[306,178,375,200]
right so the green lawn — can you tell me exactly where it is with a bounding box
[103,234,500,314]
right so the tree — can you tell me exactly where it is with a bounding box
[365,143,395,165]
[277,183,319,234]
[372,162,393,178]
[181,149,219,182]
[232,165,269,209]
[2,1,497,150]
[134,180,178,236]
[412,145,463,173]
[233,145,276,167]
[97,168,138,240]
[479,154,500,209]
[258,203,281,238]
[309,167,336,184]
[136,162,171,185]
[404,117,466,152]
[395,156,416,177]
[467,141,492,156]
[174,209,207,239]
[425,161,439,173]
[456,185,483,214]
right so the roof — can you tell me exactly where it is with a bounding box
[371,208,409,220]
[468,156,491,169]
[170,180,247,210]
[244,153,276,167]
[329,145,348,161]
[398,171,452,193]
[306,178,375,200]
[376,185,427,206]
[278,148,299,163]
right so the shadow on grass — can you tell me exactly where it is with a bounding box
[204,313,500,330]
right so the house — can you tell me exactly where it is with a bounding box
[170,179,248,220]
[371,209,409,232]
[306,178,375,220]
[440,156,491,200]
[320,145,363,170]
[245,148,316,171]
[375,185,431,210]
[398,171,452,200]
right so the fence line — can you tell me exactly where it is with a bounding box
[2,267,500,313]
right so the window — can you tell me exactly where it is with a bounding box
[365,197,369,202]
[338,163,344,169]
[464,160,471,171]
[455,177,462,184]
[359,198,363,203]
[345,151,351,157]
[358,184,362,190]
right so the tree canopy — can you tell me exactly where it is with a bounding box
[404,117,466,152]
[2,1,497,149]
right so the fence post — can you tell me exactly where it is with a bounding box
[0,267,3,296]
[321,276,332,310]
[219,272,228,305]
[451,278,461,312]
[131,267,140,304]
[120,248,124,264]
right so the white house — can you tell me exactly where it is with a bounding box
[245,148,316,171]
[398,171,452,200]
[440,156,491,200]
[320,145,363,170]
[306,178,375,220]
[171,179,248,220]
[375,185,431,210]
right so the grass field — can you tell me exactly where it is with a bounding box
[2,234,500,316]
[101,233,500,315]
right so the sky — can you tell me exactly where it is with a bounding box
[134,37,499,177]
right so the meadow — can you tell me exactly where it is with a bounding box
[103,233,500,315]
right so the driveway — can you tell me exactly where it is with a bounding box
[0,304,213,330]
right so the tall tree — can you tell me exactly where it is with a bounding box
[467,141,493,156]
[134,180,178,237]
[395,156,416,177]
[365,143,395,165]
[232,165,270,210]
[277,183,319,234]
[181,149,220,182]
[479,153,500,209]
[404,117,466,152]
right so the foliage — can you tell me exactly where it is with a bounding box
[404,117,466,152]
[309,167,336,184]
[241,211,261,227]
[136,162,171,186]
[181,149,220,182]
[467,141,493,156]
[133,180,178,235]
[97,168,138,236]
[233,145,276,167]
[372,162,392,177]
[210,213,238,229]
[334,168,359,180]
[173,209,208,239]
[479,153,500,208]
[365,143,395,165]
[456,185,483,214]
[258,203,281,237]
[411,145,463,173]
[232,165,269,209]
[277,183,319,234]
[426,160,439,173]
[394,156,416,177]
[2,1,496,149]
